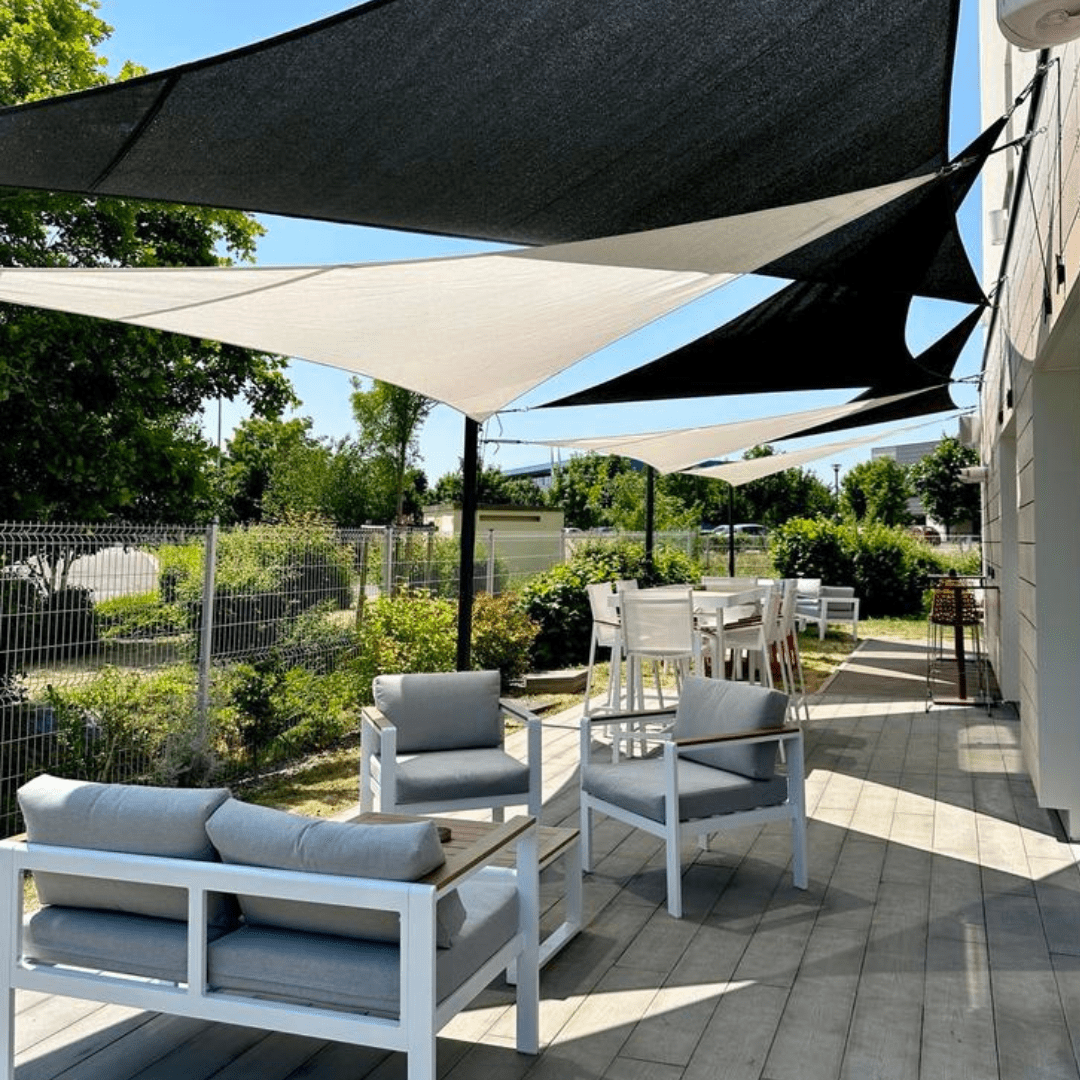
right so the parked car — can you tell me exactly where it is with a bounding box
[908,524,941,545]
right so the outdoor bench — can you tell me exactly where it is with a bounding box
[0,775,539,1080]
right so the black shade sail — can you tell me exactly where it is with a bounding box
[775,304,985,439]
[542,281,919,409]
[0,0,969,293]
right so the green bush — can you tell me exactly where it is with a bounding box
[160,523,355,659]
[471,592,540,686]
[771,517,954,617]
[349,591,457,702]
[518,540,696,669]
[96,591,185,640]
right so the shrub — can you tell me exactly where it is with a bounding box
[769,518,854,585]
[471,593,540,686]
[771,517,952,617]
[349,591,457,703]
[160,523,355,659]
[96,591,185,640]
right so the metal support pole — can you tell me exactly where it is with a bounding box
[456,417,480,671]
[382,525,393,597]
[727,485,736,577]
[197,520,218,727]
[644,465,655,580]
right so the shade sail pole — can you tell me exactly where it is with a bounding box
[456,417,479,671]
[728,484,736,577]
[644,465,656,580]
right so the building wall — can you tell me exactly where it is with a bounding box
[979,7,1080,832]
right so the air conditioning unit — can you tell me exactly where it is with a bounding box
[998,0,1080,48]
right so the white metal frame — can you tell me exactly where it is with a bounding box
[0,821,540,1080]
[578,710,807,918]
[360,697,542,820]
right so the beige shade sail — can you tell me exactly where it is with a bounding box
[685,418,954,484]
[529,390,930,473]
[0,174,933,421]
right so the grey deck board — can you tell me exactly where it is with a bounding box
[11,637,1080,1080]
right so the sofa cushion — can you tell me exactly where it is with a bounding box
[23,906,232,984]
[17,774,235,926]
[207,876,519,1016]
[205,798,466,947]
[373,670,502,752]
[674,677,787,779]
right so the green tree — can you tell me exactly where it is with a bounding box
[0,0,293,522]
[733,447,836,528]
[909,436,980,535]
[546,454,641,529]
[350,379,434,524]
[430,466,544,507]
[841,457,912,526]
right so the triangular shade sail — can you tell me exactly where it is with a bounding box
[757,122,1006,304]
[0,0,972,299]
[687,420,953,485]
[0,175,934,421]
[777,305,984,440]
[515,391,927,474]
[542,274,984,412]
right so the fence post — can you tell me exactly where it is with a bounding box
[196,520,218,729]
[355,534,369,630]
[486,529,496,594]
[383,525,394,597]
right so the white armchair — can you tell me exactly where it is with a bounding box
[361,670,542,821]
[579,677,807,918]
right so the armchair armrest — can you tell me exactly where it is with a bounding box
[361,705,393,735]
[674,723,801,749]
[499,698,541,726]
[583,707,676,729]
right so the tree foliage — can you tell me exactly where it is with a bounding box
[840,457,912,526]
[350,379,434,523]
[0,0,293,522]
[909,436,980,534]
[430,466,544,507]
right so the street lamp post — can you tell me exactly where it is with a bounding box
[832,463,841,517]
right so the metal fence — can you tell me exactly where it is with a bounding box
[0,519,766,835]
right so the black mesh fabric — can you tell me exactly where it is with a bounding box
[542,281,918,408]
[0,0,967,292]
[774,305,984,439]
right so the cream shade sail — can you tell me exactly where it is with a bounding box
[529,390,929,473]
[0,175,934,421]
[685,419,953,484]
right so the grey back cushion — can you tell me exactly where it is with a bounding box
[17,774,234,925]
[674,677,788,780]
[205,798,466,948]
[373,670,502,753]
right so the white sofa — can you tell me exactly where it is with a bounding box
[0,775,539,1080]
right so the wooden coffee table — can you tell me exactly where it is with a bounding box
[337,810,583,974]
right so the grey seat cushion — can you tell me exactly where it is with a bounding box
[23,906,233,983]
[394,747,530,805]
[583,758,788,824]
[205,798,466,948]
[207,876,519,1016]
[373,670,503,752]
[674,677,787,779]
[17,774,235,926]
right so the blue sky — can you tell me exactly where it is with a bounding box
[97,0,987,485]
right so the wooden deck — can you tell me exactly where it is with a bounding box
[14,639,1080,1080]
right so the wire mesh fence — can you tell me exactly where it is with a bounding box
[0,519,770,834]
